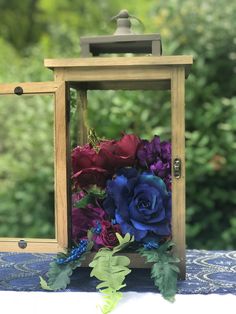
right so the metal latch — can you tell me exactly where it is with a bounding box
[173,158,181,179]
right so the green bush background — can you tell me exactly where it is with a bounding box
[0,0,235,249]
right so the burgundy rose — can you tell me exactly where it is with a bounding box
[72,134,140,189]
[99,134,141,169]
[93,220,121,248]
[72,144,110,189]
[72,193,106,241]
[72,167,109,190]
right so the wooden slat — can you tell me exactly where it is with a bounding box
[0,238,57,243]
[0,239,66,253]
[54,68,66,81]
[44,55,193,68]
[56,66,172,82]
[171,67,186,279]
[0,82,60,95]
[70,80,170,91]
[55,83,69,251]
[77,90,88,145]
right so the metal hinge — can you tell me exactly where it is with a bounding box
[173,158,181,179]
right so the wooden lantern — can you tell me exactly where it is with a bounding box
[44,54,193,279]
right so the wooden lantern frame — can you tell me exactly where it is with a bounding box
[44,55,192,278]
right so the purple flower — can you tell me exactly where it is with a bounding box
[103,168,171,242]
[137,136,172,190]
[72,192,106,242]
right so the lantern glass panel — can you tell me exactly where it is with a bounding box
[0,94,55,239]
[87,90,171,140]
[70,88,172,249]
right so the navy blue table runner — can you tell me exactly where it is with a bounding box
[0,250,235,294]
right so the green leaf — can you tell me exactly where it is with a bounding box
[138,240,180,302]
[111,256,131,267]
[89,233,133,313]
[40,242,92,291]
[88,185,106,199]
[76,186,106,208]
[87,229,94,242]
[138,248,159,263]
[76,194,93,208]
[88,129,101,151]
[100,288,123,314]
[43,261,76,290]
[39,276,53,291]
[151,261,178,302]
[113,233,134,253]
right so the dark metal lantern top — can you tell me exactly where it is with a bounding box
[80,9,162,57]
[111,9,140,35]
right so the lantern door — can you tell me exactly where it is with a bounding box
[0,82,70,253]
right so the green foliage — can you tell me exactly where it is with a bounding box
[89,233,134,313]
[98,288,122,314]
[76,186,106,208]
[40,239,93,291]
[39,276,54,291]
[150,0,236,249]
[139,241,180,302]
[40,259,80,291]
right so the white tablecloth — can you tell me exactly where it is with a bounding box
[1,291,235,314]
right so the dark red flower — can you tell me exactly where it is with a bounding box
[72,134,140,189]
[93,220,121,248]
[72,167,110,189]
[99,134,141,169]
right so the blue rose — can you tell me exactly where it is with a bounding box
[103,168,171,241]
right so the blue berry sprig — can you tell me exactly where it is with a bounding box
[56,239,88,265]
[143,240,159,250]
[91,221,102,235]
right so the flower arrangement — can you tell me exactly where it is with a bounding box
[40,131,180,313]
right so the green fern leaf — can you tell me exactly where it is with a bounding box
[89,233,134,313]
[100,288,123,314]
[46,261,75,290]
[138,240,180,302]
[151,260,178,302]
[40,241,92,291]
[138,248,159,262]
[113,233,134,253]
[40,259,81,291]
[39,276,53,291]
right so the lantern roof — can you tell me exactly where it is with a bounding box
[80,9,162,57]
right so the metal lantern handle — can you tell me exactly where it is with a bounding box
[111,9,144,35]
